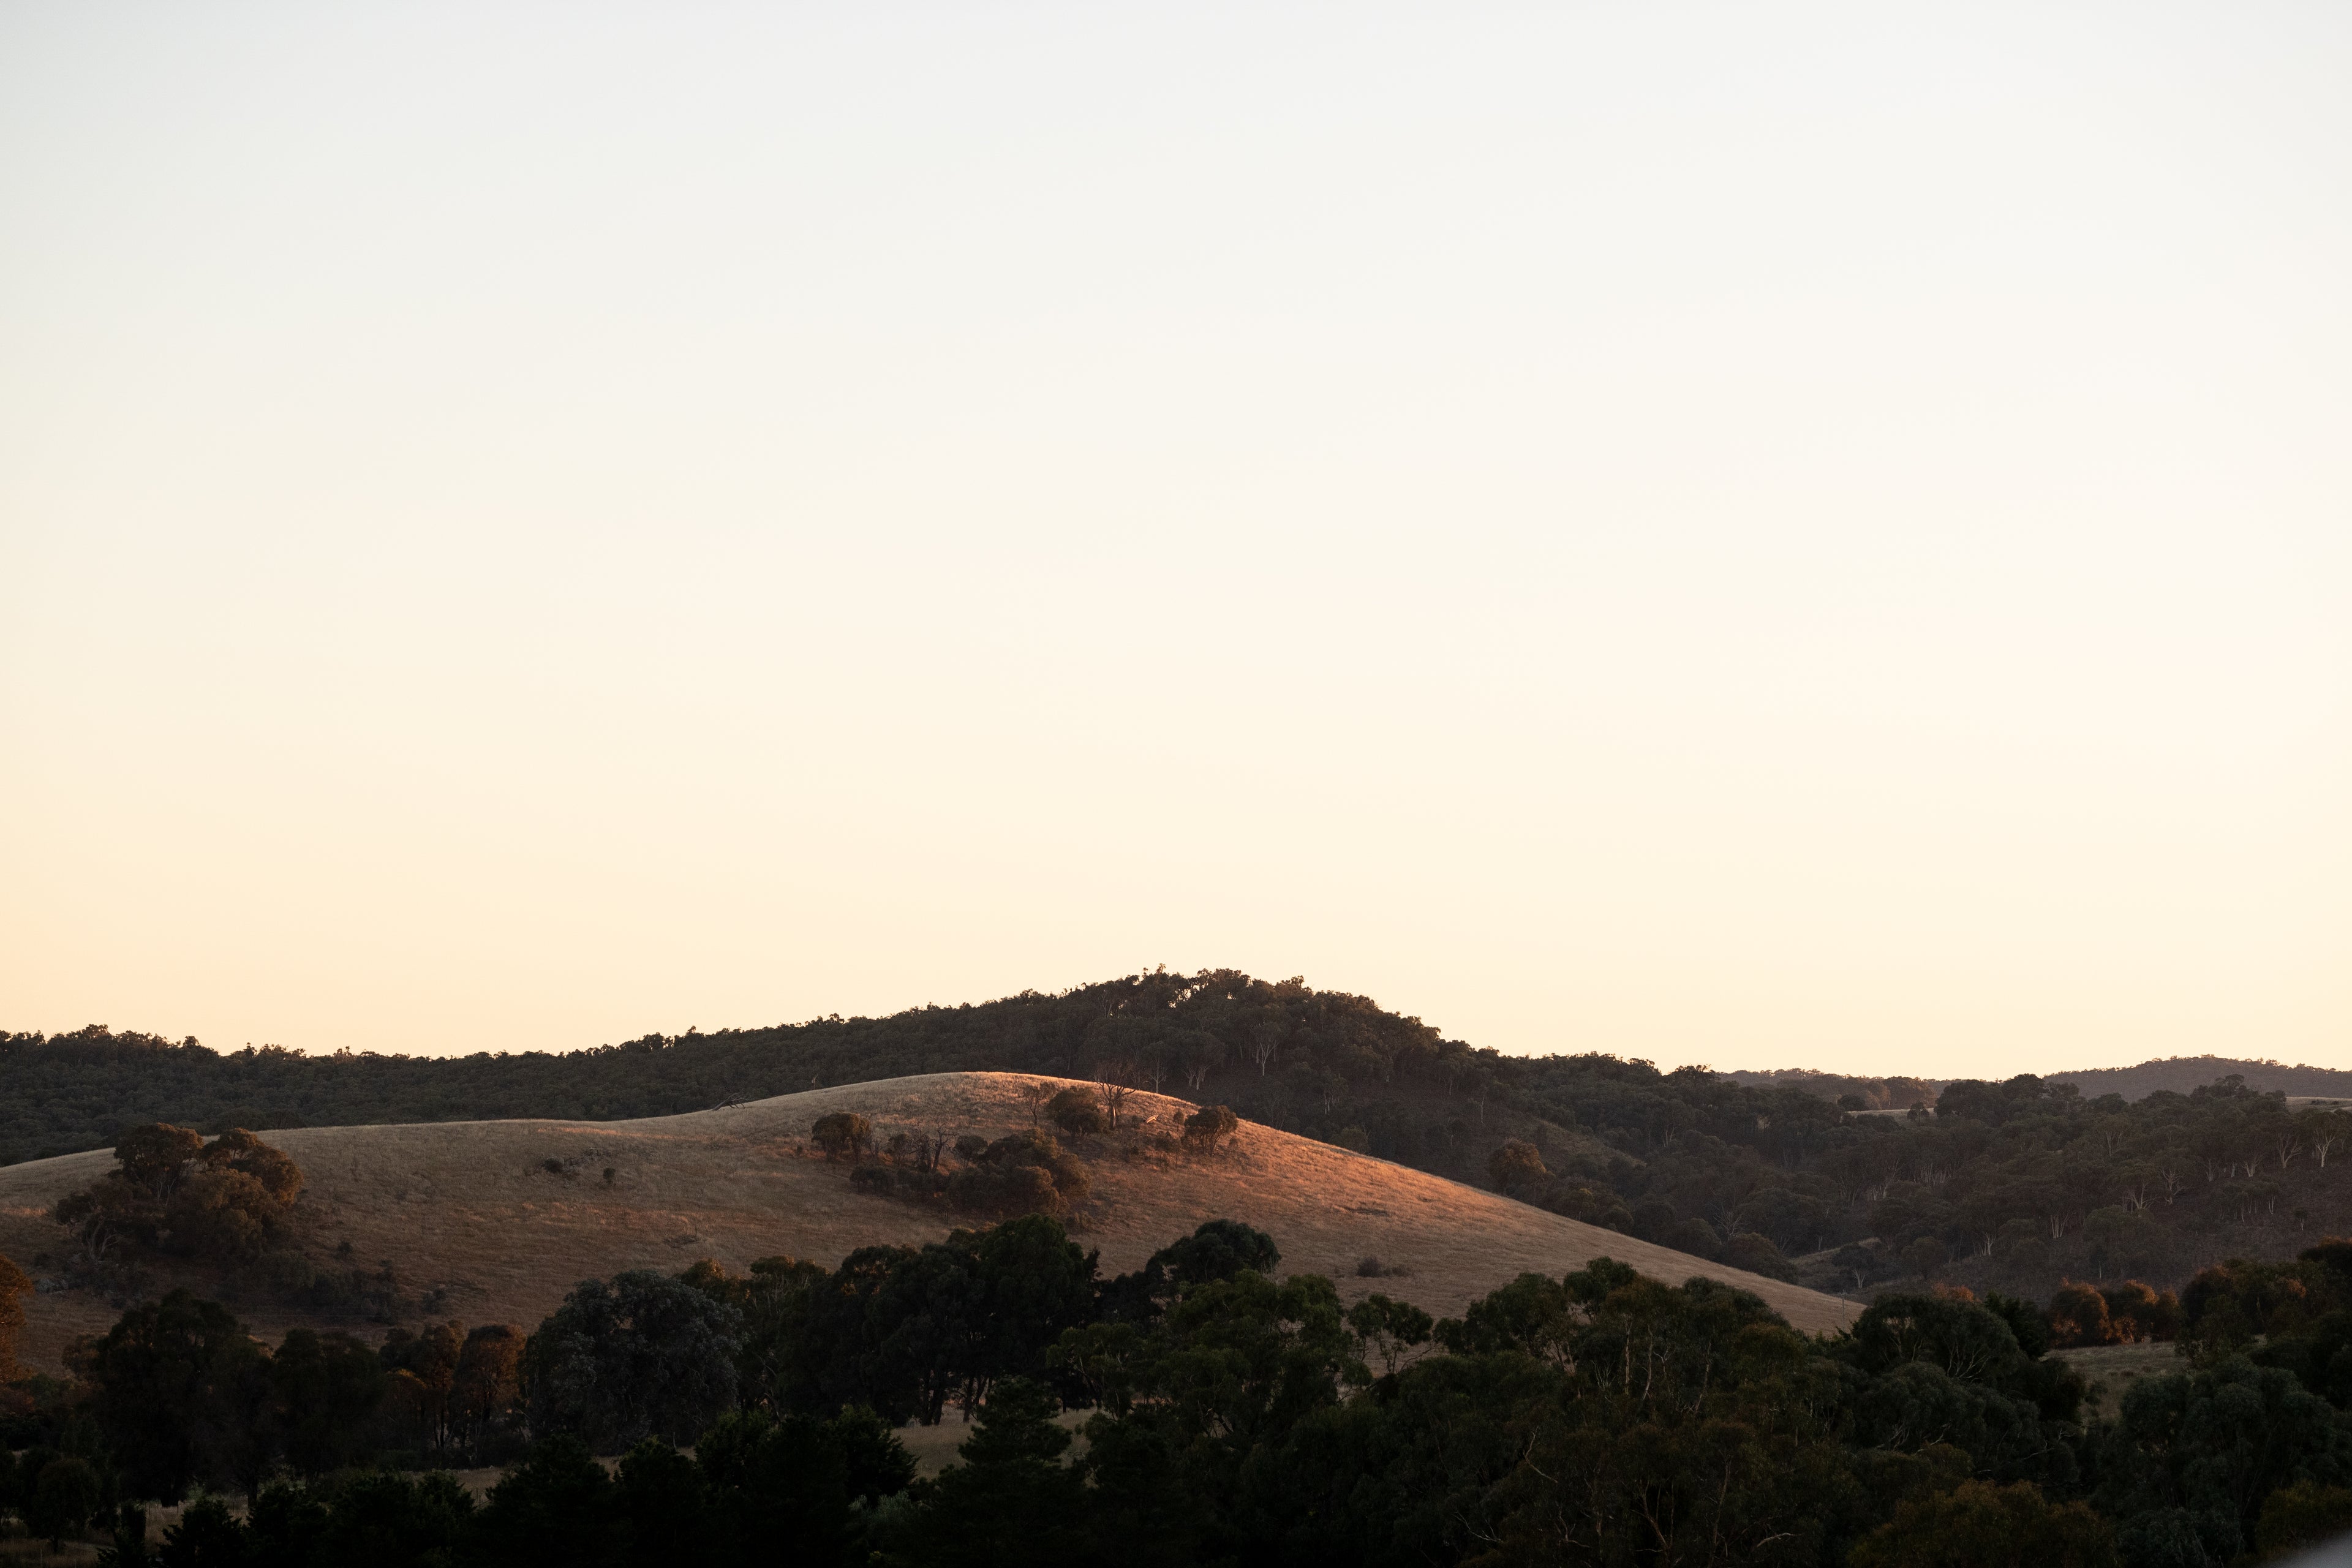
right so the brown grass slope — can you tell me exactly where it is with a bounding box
[0,1072,1858,1373]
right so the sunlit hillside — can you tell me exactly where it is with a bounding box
[0,1072,1859,1373]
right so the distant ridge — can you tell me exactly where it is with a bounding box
[1724,1055,2352,1106]
[2042,1055,2352,1101]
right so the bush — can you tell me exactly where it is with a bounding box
[1333,1126,1370,1153]
[810,1114,872,1162]
[848,1167,895,1196]
[953,1134,989,1161]
[1487,1140,1548,1197]
[1849,1479,2115,1568]
[1905,1236,1949,1280]
[2047,1280,2113,1348]
[1046,1089,1106,1138]
[2099,1280,2179,1343]
[2255,1481,2352,1560]
[1662,1217,1722,1261]
[24,1455,102,1546]
[1183,1106,1238,1152]
[1721,1232,1799,1282]
[943,1131,1089,1216]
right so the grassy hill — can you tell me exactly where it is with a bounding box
[0,1071,1860,1374]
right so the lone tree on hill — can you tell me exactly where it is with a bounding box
[1183,1104,1238,1153]
[810,1113,873,1162]
[52,1123,304,1267]
[1046,1088,1106,1139]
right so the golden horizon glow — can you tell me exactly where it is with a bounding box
[2,4,2346,1080]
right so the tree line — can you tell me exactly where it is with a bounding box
[14,974,2352,1310]
[20,1209,2352,1564]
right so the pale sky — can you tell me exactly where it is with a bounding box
[2,4,2346,1079]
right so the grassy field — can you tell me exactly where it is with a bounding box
[0,1072,1861,1373]
[2052,1340,2188,1422]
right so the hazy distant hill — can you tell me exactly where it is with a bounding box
[2043,1055,2352,1101]
[1717,1069,1943,1109]
[1725,1055,2352,1107]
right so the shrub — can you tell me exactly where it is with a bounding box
[849,1167,895,1196]
[2047,1280,2113,1348]
[1487,1140,1548,1196]
[1721,1232,1799,1282]
[25,1455,102,1547]
[810,1114,873,1162]
[2099,1280,2179,1343]
[1905,1236,1949,1280]
[1183,1106,1238,1152]
[953,1134,989,1161]
[1333,1126,1370,1153]
[1663,1217,1722,1261]
[2256,1481,2352,1560]
[1848,1479,2115,1568]
[943,1131,1089,1216]
[1046,1089,1106,1138]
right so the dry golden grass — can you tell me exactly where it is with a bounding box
[2051,1339,2189,1421]
[0,1072,1858,1373]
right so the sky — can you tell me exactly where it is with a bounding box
[2,3,2346,1079]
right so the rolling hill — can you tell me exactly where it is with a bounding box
[0,1072,1861,1374]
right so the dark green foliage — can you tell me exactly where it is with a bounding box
[312,1470,476,1568]
[86,1289,273,1503]
[612,1439,721,1567]
[522,1270,742,1450]
[694,1408,879,1567]
[1149,1217,1278,1289]
[157,1495,245,1566]
[476,1434,620,1568]
[2093,1355,2352,1564]
[269,1329,385,1476]
[27,1453,104,1547]
[47,1211,2352,1568]
[944,1129,1088,1217]
[890,1378,1091,1568]
[1847,1479,2116,1568]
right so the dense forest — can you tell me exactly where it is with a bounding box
[15,1202,2352,1566]
[12,971,2352,1306]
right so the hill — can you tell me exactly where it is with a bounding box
[0,1072,1860,1374]
[2042,1056,2352,1102]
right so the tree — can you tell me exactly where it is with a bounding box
[0,1248,29,1378]
[1183,1105,1237,1153]
[476,1434,621,1568]
[1149,1219,1279,1292]
[612,1439,721,1568]
[1046,1088,1106,1138]
[897,1377,1092,1568]
[524,1271,743,1451]
[696,1406,893,1567]
[271,1327,385,1475]
[85,1289,271,1504]
[156,1494,244,1565]
[25,1455,103,1549]
[2094,1355,2352,1559]
[1486,1139,1547,1197]
[810,1113,872,1161]
[453,1323,526,1445]
[1346,1294,1433,1380]
[1849,1480,2116,1568]
[315,1471,477,1568]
